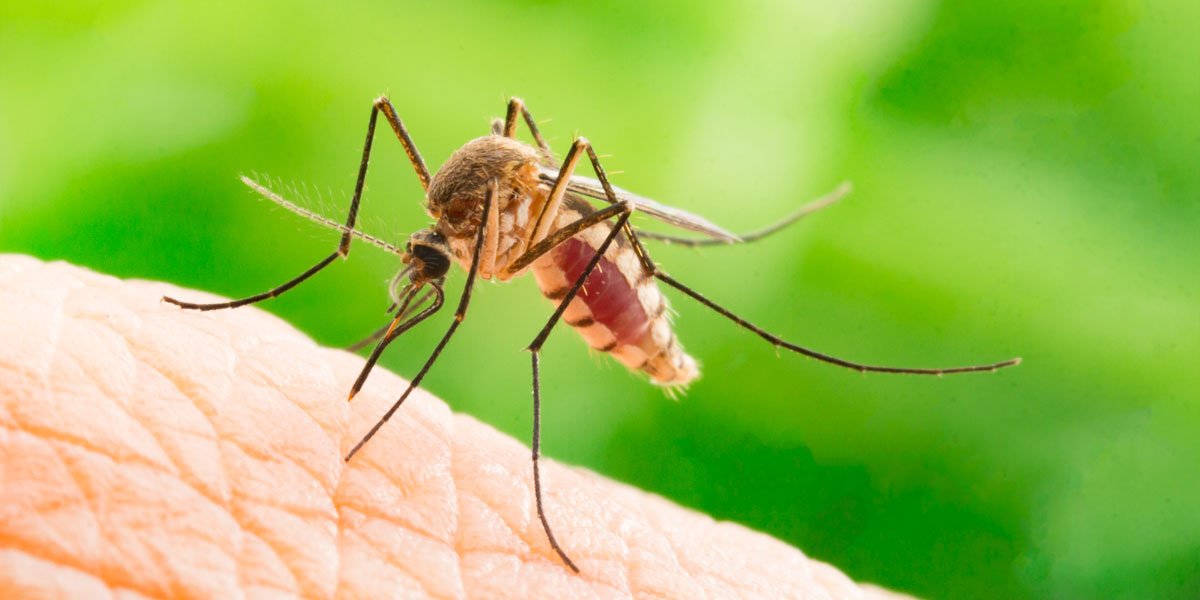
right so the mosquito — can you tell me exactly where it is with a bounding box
[163,96,1021,573]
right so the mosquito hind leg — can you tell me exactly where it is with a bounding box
[163,96,431,311]
[564,141,1021,375]
[525,209,634,573]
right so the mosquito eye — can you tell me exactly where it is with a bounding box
[412,244,450,279]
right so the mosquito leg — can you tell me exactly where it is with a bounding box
[578,143,658,275]
[346,321,392,353]
[347,284,445,401]
[656,271,1021,374]
[345,288,436,353]
[374,96,433,191]
[637,181,852,247]
[504,97,553,158]
[480,180,501,279]
[162,252,341,311]
[344,181,497,461]
[505,201,630,275]
[163,96,431,311]
[526,210,633,573]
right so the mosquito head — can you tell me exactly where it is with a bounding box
[403,228,452,284]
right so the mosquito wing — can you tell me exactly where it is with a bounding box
[537,166,740,243]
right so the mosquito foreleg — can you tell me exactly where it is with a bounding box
[374,96,432,191]
[347,284,446,401]
[164,96,431,311]
[344,180,497,461]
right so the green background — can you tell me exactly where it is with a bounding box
[2,1,1197,597]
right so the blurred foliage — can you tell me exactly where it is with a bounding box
[2,1,1198,597]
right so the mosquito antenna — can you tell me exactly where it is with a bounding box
[639,182,852,247]
[240,175,405,256]
[655,271,1020,375]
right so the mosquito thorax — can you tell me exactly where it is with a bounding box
[424,135,544,234]
[403,229,452,283]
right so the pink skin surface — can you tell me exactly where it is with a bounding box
[0,255,910,599]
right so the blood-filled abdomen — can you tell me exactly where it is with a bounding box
[531,223,698,388]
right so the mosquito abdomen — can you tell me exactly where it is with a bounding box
[532,201,698,388]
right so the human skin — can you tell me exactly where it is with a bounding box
[0,255,910,599]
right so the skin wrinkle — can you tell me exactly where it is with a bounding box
[335,514,445,599]
[449,435,532,554]
[131,337,250,593]
[229,339,352,596]
[8,420,242,588]
[144,373,250,596]
[233,334,348,453]
[3,436,101,591]
[216,380,337,596]
[338,501,455,556]
[340,453,455,541]
[450,425,572,572]
[350,523,448,597]
[0,256,910,599]
[36,327,125,594]
[443,394,464,600]
[235,512,305,596]
[49,441,180,599]
[125,361,230,511]
[333,368,466,598]
[0,549,114,599]
[62,264,299,596]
